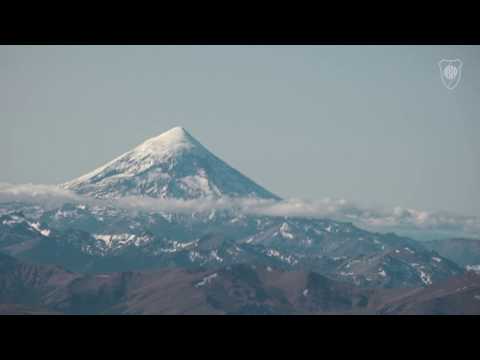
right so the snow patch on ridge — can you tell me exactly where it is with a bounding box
[280,223,294,239]
[195,273,218,288]
[29,222,51,237]
[93,233,153,248]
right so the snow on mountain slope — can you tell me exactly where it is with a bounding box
[62,127,280,200]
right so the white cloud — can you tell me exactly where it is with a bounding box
[0,182,479,239]
[0,182,84,208]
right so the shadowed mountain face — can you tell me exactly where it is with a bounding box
[424,238,480,269]
[0,252,354,315]
[374,271,480,315]
[62,127,279,200]
[1,254,479,315]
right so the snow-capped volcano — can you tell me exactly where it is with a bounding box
[63,126,280,200]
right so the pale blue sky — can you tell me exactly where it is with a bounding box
[1,45,479,216]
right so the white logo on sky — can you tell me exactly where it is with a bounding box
[438,59,463,90]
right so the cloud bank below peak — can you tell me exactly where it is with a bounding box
[0,182,478,240]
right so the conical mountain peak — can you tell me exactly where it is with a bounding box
[63,127,280,201]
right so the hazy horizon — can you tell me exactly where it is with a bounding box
[1,45,479,217]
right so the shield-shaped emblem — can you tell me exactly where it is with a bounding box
[438,59,463,90]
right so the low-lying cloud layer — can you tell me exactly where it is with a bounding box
[1,183,479,240]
